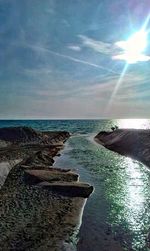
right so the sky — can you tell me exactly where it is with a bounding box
[0,0,150,119]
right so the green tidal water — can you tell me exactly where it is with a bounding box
[56,132,150,251]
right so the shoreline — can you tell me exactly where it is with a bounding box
[54,132,126,251]
[95,128,150,168]
[0,126,93,250]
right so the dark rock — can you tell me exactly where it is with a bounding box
[95,129,150,168]
[0,127,70,145]
[0,126,41,143]
[38,181,94,198]
[0,127,93,250]
[24,169,79,184]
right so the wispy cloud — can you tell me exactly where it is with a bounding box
[68,45,81,51]
[28,44,118,74]
[79,35,114,55]
[1,71,149,119]
[74,73,148,103]
[1,0,150,119]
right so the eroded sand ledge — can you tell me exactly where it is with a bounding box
[95,128,150,168]
[0,126,93,250]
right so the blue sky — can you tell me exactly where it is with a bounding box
[0,0,150,118]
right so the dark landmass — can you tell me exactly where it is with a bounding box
[95,128,150,168]
[0,126,93,251]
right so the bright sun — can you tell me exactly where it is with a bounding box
[114,29,150,64]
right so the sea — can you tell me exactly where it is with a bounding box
[0,119,150,251]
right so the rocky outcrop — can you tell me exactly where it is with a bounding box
[0,126,93,250]
[0,126,70,144]
[95,129,150,167]
[24,169,79,184]
[38,181,94,198]
[0,126,41,142]
[23,168,93,198]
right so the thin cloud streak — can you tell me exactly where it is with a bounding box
[68,45,81,51]
[28,44,118,75]
[79,35,113,55]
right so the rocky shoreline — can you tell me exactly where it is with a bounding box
[0,126,93,250]
[95,128,150,168]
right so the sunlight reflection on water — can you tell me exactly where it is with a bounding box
[117,119,150,129]
[123,158,149,249]
[107,147,150,250]
[86,119,150,250]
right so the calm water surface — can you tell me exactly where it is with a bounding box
[1,119,150,251]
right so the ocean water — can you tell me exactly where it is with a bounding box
[1,119,150,251]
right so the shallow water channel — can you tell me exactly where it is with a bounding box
[54,133,150,251]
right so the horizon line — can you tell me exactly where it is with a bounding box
[0,118,149,120]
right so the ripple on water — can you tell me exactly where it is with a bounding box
[66,134,150,251]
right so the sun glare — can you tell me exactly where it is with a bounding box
[114,29,150,64]
[117,119,150,129]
